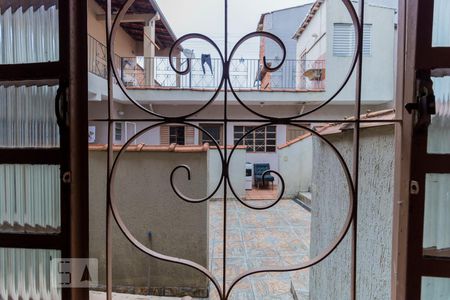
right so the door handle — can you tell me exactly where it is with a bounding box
[405,71,436,130]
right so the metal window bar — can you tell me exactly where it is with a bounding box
[100,0,378,300]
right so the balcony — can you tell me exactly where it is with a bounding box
[88,35,325,92]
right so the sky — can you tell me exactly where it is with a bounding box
[155,0,315,59]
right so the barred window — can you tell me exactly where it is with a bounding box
[114,122,123,143]
[234,126,276,152]
[200,124,223,145]
[169,126,185,145]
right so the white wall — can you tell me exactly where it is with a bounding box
[295,0,396,103]
[207,148,246,199]
[325,0,396,103]
[309,125,394,300]
[296,2,327,61]
[278,136,313,198]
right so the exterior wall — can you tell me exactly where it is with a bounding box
[309,125,394,300]
[278,137,313,197]
[262,5,313,61]
[295,0,396,103]
[207,148,246,199]
[325,1,396,103]
[296,2,327,90]
[296,2,327,62]
[89,150,209,296]
[87,0,138,58]
[261,5,312,89]
[88,101,383,145]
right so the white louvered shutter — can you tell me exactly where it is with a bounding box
[333,23,372,56]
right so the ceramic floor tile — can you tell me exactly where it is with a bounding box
[208,199,311,299]
[212,240,246,258]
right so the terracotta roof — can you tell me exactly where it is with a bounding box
[89,143,247,152]
[89,143,209,153]
[278,108,395,149]
[94,0,177,48]
[320,108,396,135]
[278,133,312,149]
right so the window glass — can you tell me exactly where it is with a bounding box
[423,173,450,257]
[428,76,450,154]
[169,126,185,145]
[422,276,450,299]
[0,2,59,64]
[0,164,60,234]
[233,126,277,152]
[114,122,123,143]
[0,85,59,148]
[0,248,61,299]
[200,124,222,145]
[432,0,450,47]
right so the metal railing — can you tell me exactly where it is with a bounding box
[88,35,325,91]
[121,57,325,91]
[88,35,122,81]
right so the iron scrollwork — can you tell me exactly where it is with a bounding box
[106,0,362,299]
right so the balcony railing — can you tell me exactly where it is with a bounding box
[88,35,122,82]
[88,35,325,91]
[121,57,325,91]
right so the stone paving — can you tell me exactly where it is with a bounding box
[208,199,311,300]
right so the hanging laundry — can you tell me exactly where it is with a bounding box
[201,54,213,75]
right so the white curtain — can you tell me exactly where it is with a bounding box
[0,248,61,300]
[0,5,58,64]
[0,85,59,148]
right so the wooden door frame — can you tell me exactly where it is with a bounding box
[394,0,450,299]
[0,1,88,299]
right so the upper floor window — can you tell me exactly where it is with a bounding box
[333,23,372,57]
[114,122,123,143]
[234,126,276,152]
[169,126,185,145]
[200,124,223,146]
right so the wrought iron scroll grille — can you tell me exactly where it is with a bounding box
[103,0,369,299]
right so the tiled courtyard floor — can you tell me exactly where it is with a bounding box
[208,199,311,300]
[244,186,279,200]
[89,199,311,300]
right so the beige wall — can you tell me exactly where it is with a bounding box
[87,0,138,57]
[89,150,209,297]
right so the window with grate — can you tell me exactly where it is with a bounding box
[200,124,223,145]
[234,125,276,152]
[169,126,185,145]
[114,122,123,143]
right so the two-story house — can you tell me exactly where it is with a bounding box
[293,0,397,105]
